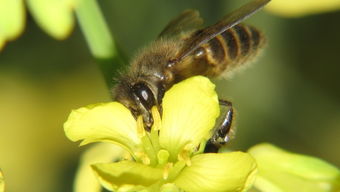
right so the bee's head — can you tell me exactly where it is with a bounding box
[114,79,157,129]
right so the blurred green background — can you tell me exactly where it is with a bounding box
[0,0,339,191]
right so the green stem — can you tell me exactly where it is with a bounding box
[75,0,126,89]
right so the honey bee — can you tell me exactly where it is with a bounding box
[114,0,270,152]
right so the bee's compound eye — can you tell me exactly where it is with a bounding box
[194,47,205,58]
[132,83,155,110]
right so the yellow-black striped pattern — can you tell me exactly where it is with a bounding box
[174,24,265,80]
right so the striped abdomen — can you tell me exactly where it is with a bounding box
[200,24,265,77]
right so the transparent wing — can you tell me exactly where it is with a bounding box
[158,9,203,39]
[172,0,270,62]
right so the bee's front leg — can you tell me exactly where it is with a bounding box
[204,99,234,153]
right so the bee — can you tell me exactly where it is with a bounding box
[114,0,270,152]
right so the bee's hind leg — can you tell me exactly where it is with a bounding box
[204,99,234,153]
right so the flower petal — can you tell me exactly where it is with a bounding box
[0,0,25,40]
[64,102,141,153]
[174,152,257,192]
[27,0,75,39]
[0,169,4,192]
[248,143,340,192]
[265,0,340,17]
[74,143,131,192]
[92,161,163,191]
[160,183,181,192]
[159,76,219,160]
[0,35,4,51]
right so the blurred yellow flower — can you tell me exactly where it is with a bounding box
[27,0,76,39]
[0,0,77,50]
[0,0,25,50]
[73,143,130,192]
[265,0,340,17]
[64,76,257,192]
[248,143,340,192]
[0,169,4,192]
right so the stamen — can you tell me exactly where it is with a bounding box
[137,116,146,137]
[178,144,194,166]
[151,106,162,131]
[134,152,150,165]
[163,163,173,180]
[195,140,208,155]
[137,116,158,165]
[150,130,160,152]
[150,106,161,151]
[141,135,157,165]
[157,149,170,165]
[166,160,186,181]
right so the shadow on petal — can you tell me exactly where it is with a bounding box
[92,161,163,191]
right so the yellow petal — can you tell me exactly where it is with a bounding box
[92,161,163,191]
[0,169,4,192]
[74,143,131,192]
[249,143,340,192]
[174,152,257,192]
[64,102,141,153]
[26,0,76,39]
[160,183,180,192]
[159,76,219,161]
[265,0,340,17]
[0,0,25,40]
[0,35,5,51]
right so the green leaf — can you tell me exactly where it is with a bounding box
[26,0,75,39]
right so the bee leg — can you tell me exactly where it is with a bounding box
[204,99,234,153]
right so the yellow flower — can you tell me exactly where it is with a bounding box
[73,143,130,192]
[0,169,4,192]
[265,0,340,17]
[248,143,340,192]
[0,0,114,59]
[0,0,76,50]
[64,76,257,192]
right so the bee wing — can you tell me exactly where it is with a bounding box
[173,0,270,62]
[158,9,204,39]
